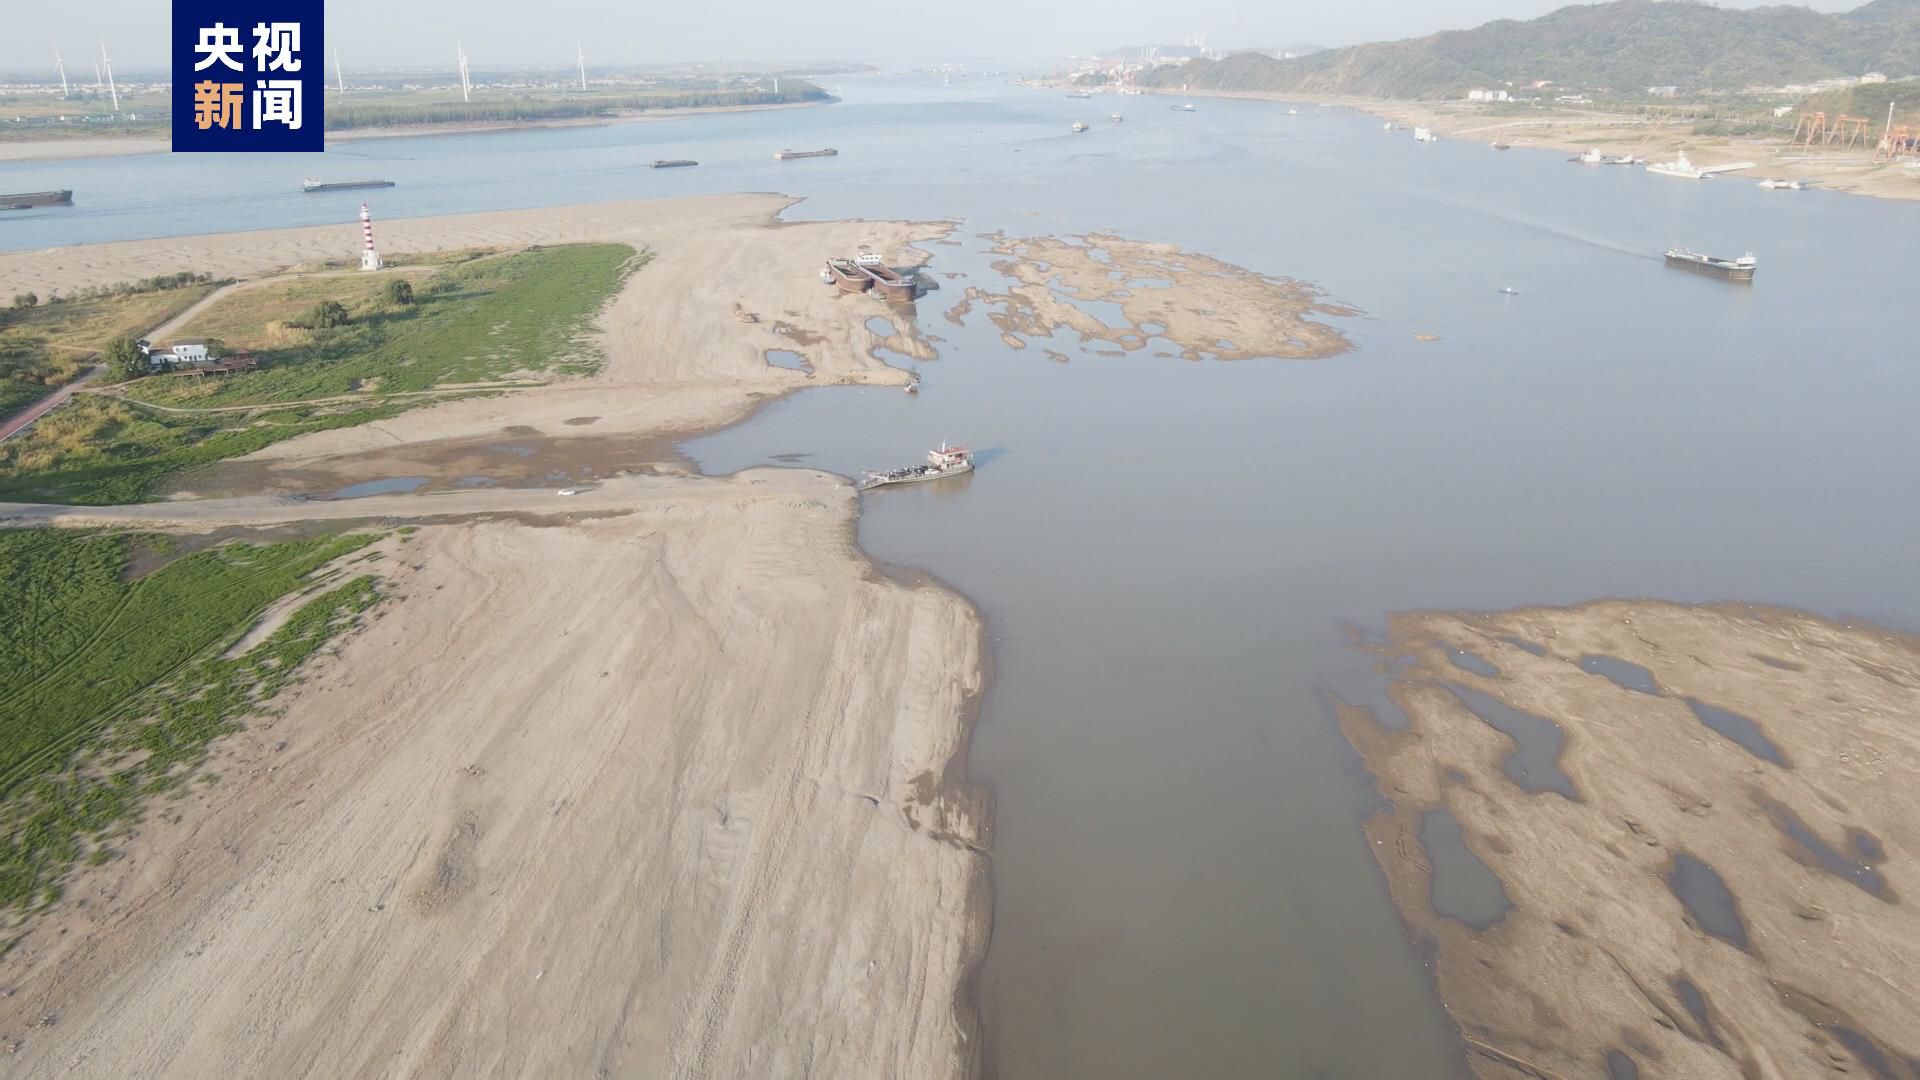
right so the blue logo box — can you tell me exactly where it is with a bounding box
[172,0,325,152]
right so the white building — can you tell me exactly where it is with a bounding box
[1467,88,1511,102]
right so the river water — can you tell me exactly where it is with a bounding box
[11,76,1920,1078]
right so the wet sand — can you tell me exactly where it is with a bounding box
[1338,601,1920,1079]
[962,232,1354,361]
[0,197,988,1078]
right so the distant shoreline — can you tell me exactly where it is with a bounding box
[0,99,830,165]
[1119,85,1920,204]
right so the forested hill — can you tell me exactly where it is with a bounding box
[1131,0,1920,99]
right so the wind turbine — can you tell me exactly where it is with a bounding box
[576,43,586,92]
[100,38,119,112]
[335,47,345,93]
[456,41,471,102]
[54,46,68,99]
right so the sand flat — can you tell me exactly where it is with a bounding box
[1340,601,1920,1079]
[0,471,987,1077]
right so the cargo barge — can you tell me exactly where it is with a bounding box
[862,443,973,490]
[774,148,838,160]
[650,159,698,168]
[0,189,74,210]
[302,179,394,193]
[1665,247,1756,281]
[855,252,917,302]
[825,258,872,294]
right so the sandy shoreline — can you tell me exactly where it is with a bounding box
[1128,87,1920,203]
[0,196,990,1077]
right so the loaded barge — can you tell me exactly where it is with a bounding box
[862,443,973,491]
[0,189,74,210]
[303,179,394,193]
[774,148,838,160]
[650,159,698,168]
[1665,247,1756,281]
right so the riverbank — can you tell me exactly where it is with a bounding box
[1129,87,1920,203]
[0,100,828,164]
[1338,601,1920,1079]
[0,195,990,1077]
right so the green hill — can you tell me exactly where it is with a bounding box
[1133,0,1920,99]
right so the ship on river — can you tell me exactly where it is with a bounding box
[302,179,394,193]
[0,189,74,209]
[862,443,973,490]
[1665,247,1757,281]
[775,148,838,160]
[649,159,698,169]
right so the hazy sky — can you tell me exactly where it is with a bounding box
[4,0,1864,76]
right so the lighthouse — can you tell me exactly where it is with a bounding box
[359,203,382,271]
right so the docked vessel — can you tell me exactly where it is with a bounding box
[825,258,872,294]
[1572,148,1603,164]
[1665,247,1756,281]
[855,252,917,302]
[1413,126,1437,143]
[1758,178,1807,190]
[1490,140,1512,150]
[1647,151,1705,180]
[774,148,838,160]
[302,179,394,193]
[1,189,75,209]
[862,443,973,490]
[649,159,698,168]
[1071,121,1089,133]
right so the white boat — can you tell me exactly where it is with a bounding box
[1382,121,1394,131]
[1758,178,1807,190]
[1498,286,1519,295]
[1573,148,1604,164]
[1413,126,1437,143]
[1286,107,1298,116]
[1172,103,1196,112]
[819,268,835,284]
[862,443,973,490]
[1071,121,1089,133]
[1603,154,1643,165]
[1647,151,1706,180]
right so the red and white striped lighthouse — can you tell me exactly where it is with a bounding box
[359,203,382,271]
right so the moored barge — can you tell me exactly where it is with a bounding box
[650,159,699,168]
[855,252,918,302]
[862,443,973,490]
[774,148,838,160]
[0,189,74,210]
[826,258,872,293]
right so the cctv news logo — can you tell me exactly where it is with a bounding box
[172,0,325,151]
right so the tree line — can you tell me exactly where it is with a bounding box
[325,82,831,131]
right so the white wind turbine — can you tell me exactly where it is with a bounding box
[335,47,345,93]
[577,43,587,92]
[54,46,69,99]
[99,38,119,112]
[456,41,471,102]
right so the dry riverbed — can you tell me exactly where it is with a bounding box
[0,196,988,1078]
[1338,601,1920,1079]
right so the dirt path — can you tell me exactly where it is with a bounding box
[0,365,102,443]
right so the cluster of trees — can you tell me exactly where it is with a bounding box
[6,272,226,314]
[324,81,830,130]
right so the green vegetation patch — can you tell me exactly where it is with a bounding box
[0,395,417,505]
[0,528,383,909]
[1,276,221,416]
[324,80,830,130]
[133,243,641,408]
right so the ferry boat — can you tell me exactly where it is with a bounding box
[1665,247,1757,281]
[774,148,838,160]
[862,443,973,490]
[1071,121,1089,133]
[1647,151,1706,180]
[302,179,393,193]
